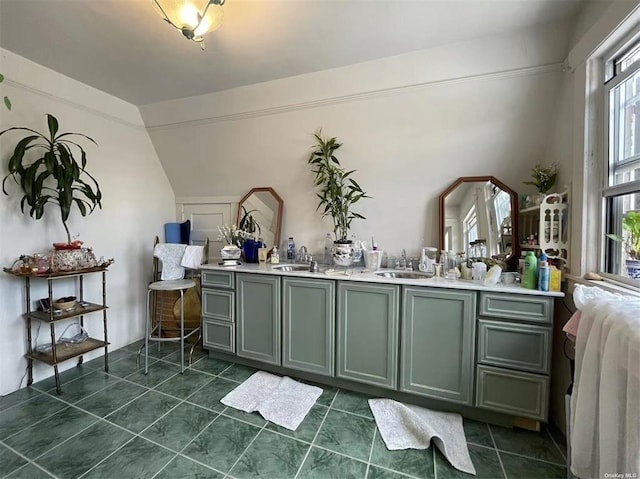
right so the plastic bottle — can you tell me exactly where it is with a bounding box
[522,251,538,289]
[550,266,562,292]
[287,237,295,261]
[538,253,550,291]
[323,233,333,265]
[270,246,280,264]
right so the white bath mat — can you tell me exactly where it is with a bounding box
[368,398,476,475]
[221,371,322,431]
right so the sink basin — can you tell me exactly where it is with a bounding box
[375,271,434,279]
[271,264,311,272]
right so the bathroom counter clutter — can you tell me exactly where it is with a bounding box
[200,262,564,297]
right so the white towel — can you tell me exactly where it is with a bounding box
[570,285,640,479]
[221,371,323,431]
[153,243,187,280]
[181,245,204,269]
[369,398,476,475]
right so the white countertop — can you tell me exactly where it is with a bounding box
[200,262,564,297]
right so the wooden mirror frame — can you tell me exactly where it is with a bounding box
[438,176,519,266]
[237,187,284,248]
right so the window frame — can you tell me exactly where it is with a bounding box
[600,34,640,288]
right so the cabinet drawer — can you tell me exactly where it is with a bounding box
[479,292,552,324]
[202,290,234,322]
[476,365,548,421]
[201,271,234,288]
[203,319,235,353]
[478,320,551,374]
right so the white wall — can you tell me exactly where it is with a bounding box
[544,0,640,435]
[0,49,176,395]
[141,22,574,258]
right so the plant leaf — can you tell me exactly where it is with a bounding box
[3,96,10,111]
[46,114,59,140]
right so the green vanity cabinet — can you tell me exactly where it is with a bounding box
[236,273,281,365]
[475,292,553,421]
[337,282,399,389]
[201,270,235,354]
[282,277,335,376]
[400,287,476,404]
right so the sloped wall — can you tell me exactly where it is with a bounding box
[0,48,176,395]
[141,22,574,257]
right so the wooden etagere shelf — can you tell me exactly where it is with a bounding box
[4,264,112,394]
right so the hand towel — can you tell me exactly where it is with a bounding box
[153,243,187,280]
[181,245,204,269]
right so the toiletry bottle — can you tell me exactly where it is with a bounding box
[550,265,562,292]
[523,251,538,289]
[287,237,295,261]
[271,246,280,264]
[323,233,333,265]
[538,256,550,291]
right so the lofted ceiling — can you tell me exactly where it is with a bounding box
[0,0,589,106]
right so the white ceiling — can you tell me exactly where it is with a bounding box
[0,0,588,106]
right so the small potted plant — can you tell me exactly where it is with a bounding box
[523,163,558,204]
[307,130,370,266]
[2,114,102,270]
[217,224,246,261]
[607,211,640,279]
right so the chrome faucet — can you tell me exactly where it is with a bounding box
[399,249,407,269]
[296,245,309,263]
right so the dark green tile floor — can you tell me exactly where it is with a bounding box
[0,341,568,479]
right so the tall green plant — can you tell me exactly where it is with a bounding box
[307,130,369,242]
[1,113,102,243]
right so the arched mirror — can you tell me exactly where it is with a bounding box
[439,176,518,264]
[237,187,284,250]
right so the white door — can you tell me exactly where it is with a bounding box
[179,201,235,263]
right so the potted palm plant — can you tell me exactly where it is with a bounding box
[607,211,640,279]
[307,130,369,266]
[1,113,102,251]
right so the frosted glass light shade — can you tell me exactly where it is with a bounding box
[153,0,224,45]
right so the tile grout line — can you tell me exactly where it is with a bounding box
[28,388,190,472]
[293,388,338,479]
[148,452,181,479]
[433,447,438,479]
[364,424,377,479]
[223,422,270,478]
[5,459,60,479]
[488,425,509,479]
[497,449,568,467]
[545,427,568,463]
[1,396,71,443]
[0,438,61,479]
[175,412,223,456]
[76,435,141,479]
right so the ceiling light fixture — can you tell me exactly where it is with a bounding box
[152,0,225,50]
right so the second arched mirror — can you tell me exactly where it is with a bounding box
[237,187,284,250]
[439,176,518,264]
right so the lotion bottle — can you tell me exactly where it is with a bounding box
[270,246,280,264]
[523,251,538,289]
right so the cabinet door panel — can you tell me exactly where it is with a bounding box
[203,319,235,353]
[337,282,399,388]
[477,319,550,373]
[202,290,234,322]
[479,293,552,324]
[283,278,335,376]
[476,365,548,421]
[401,287,476,404]
[236,273,281,365]
[201,271,234,288]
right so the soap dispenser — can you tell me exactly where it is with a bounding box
[270,246,280,264]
